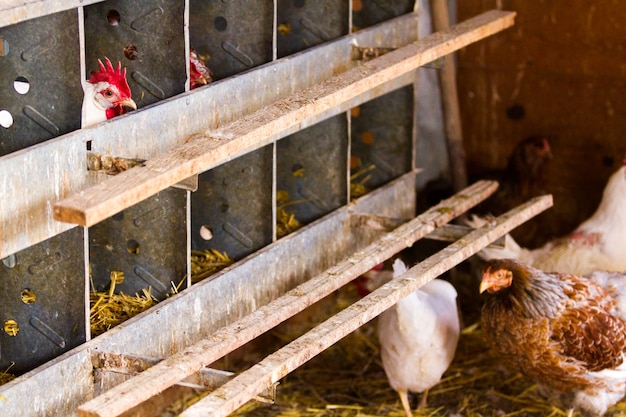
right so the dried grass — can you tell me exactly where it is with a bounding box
[350,164,376,200]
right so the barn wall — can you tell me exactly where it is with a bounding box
[458,0,626,245]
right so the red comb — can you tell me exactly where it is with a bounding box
[88,57,132,98]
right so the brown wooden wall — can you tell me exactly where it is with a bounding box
[457,1,626,246]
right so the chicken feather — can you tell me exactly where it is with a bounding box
[480,258,626,416]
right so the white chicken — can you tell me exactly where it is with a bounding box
[471,160,626,275]
[375,259,460,417]
[82,57,137,128]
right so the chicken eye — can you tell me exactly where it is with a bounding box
[103,90,114,97]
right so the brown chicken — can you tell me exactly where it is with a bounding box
[472,135,552,217]
[480,258,626,417]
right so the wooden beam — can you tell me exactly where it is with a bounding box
[178,195,553,417]
[431,0,469,193]
[54,10,516,227]
[76,180,499,417]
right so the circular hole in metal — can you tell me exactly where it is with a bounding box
[361,131,375,145]
[199,225,213,241]
[2,254,16,269]
[0,38,9,56]
[20,289,36,304]
[214,16,228,32]
[294,0,306,7]
[0,110,13,128]
[127,239,140,255]
[110,270,125,284]
[4,320,19,336]
[291,163,304,177]
[124,44,138,60]
[14,76,30,94]
[107,9,121,26]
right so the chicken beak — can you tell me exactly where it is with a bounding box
[479,278,493,294]
[118,98,137,111]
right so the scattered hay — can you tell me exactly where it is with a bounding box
[276,190,304,238]
[350,164,376,199]
[190,248,233,283]
[89,272,158,337]
[0,363,15,387]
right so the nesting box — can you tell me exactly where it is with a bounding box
[0,2,526,416]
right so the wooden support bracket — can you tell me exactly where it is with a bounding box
[54,10,515,227]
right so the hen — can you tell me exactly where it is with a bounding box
[480,258,626,417]
[472,159,626,275]
[471,135,553,217]
[369,259,460,417]
[81,57,137,128]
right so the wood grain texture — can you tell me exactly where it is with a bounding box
[55,10,516,227]
[77,180,499,417]
[458,1,626,247]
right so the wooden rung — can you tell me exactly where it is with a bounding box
[54,10,516,227]
[91,352,276,403]
[76,180,499,417]
[177,195,553,417]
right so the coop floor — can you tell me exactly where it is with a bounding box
[164,261,626,417]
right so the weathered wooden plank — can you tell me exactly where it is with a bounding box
[76,180,499,417]
[54,10,516,227]
[178,195,553,417]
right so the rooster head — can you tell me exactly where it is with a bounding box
[86,57,137,121]
[190,49,213,89]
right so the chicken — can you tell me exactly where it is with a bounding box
[471,135,553,217]
[81,57,137,128]
[373,259,460,417]
[471,159,626,275]
[190,48,213,89]
[480,258,626,417]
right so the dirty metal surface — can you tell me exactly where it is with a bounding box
[352,0,415,29]
[0,1,103,28]
[89,188,187,302]
[0,173,415,417]
[0,13,419,260]
[189,0,274,81]
[277,0,349,58]
[84,0,186,109]
[191,146,273,261]
[351,86,414,190]
[0,9,82,156]
[0,227,86,375]
[276,114,348,226]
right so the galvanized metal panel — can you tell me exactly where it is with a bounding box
[0,13,419,259]
[276,0,349,58]
[351,85,414,189]
[0,0,103,28]
[84,0,186,108]
[189,0,274,80]
[0,173,415,417]
[276,114,348,225]
[0,9,82,156]
[191,146,273,261]
[352,0,415,29]
[0,135,96,261]
[0,227,86,375]
[89,188,187,303]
